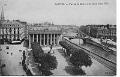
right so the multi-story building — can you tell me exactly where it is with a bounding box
[0,7,27,42]
[0,20,27,41]
[0,7,78,46]
[97,25,116,41]
[28,22,62,48]
[85,24,116,41]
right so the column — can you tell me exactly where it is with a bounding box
[55,34,57,45]
[47,34,49,45]
[54,34,55,46]
[50,34,52,44]
[57,34,59,45]
[29,35,31,48]
[40,34,41,45]
[44,34,45,46]
[36,34,38,42]
[33,34,34,42]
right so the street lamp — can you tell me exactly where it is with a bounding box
[78,27,80,45]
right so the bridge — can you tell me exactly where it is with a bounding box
[59,34,116,73]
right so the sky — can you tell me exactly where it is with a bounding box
[0,0,116,26]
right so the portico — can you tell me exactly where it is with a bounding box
[29,33,60,45]
[28,30,61,48]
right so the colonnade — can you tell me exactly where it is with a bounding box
[29,34,60,48]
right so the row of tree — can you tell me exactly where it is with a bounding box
[22,51,33,76]
[31,42,58,76]
[59,41,92,75]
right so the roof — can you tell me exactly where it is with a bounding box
[0,20,26,28]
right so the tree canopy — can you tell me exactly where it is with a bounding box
[31,42,57,75]
[38,53,57,70]
[70,50,92,67]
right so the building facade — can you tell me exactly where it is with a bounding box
[0,20,27,41]
[85,24,116,41]
[0,7,77,46]
[28,22,62,48]
[97,25,116,41]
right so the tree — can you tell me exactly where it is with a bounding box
[38,53,57,70]
[70,50,92,68]
[23,39,29,47]
[35,53,57,76]
[31,42,57,75]
[65,66,86,75]
[59,41,75,56]
[31,42,44,62]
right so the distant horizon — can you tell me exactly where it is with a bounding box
[0,0,116,26]
[2,18,116,26]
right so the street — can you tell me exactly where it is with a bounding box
[0,42,116,76]
[0,43,26,75]
[42,46,70,75]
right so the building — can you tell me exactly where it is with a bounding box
[28,22,62,48]
[84,24,116,41]
[0,20,27,41]
[97,25,116,41]
[0,6,77,46]
[0,6,27,42]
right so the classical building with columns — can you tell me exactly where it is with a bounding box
[28,22,62,48]
[0,6,78,46]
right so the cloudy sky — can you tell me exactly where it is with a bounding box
[0,0,116,25]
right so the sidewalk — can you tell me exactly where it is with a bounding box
[51,49,70,76]
[26,49,42,76]
[0,44,26,76]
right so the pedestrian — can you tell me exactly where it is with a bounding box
[48,51,50,54]
[11,53,13,55]
[50,44,53,52]
[48,44,53,54]
[7,52,9,54]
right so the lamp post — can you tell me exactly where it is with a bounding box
[78,27,80,45]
